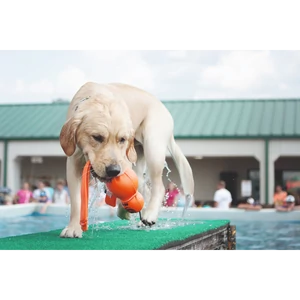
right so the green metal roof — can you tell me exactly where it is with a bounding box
[0,103,69,139]
[0,99,300,140]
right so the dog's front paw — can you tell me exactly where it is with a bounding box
[140,208,159,226]
[60,223,83,238]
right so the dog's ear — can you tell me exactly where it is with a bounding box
[126,131,137,164]
[60,117,81,156]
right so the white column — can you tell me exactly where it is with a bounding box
[7,156,21,194]
[259,158,266,204]
[268,154,278,205]
[0,141,3,186]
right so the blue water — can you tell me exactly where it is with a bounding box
[0,213,117,238]
[0,215,299,250]
[234,221,300,250]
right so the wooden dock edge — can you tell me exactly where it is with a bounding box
[157,223,236,250]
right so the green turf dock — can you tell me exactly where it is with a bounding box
[0,219,236,250]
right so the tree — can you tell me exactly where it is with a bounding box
[52,98,69,103]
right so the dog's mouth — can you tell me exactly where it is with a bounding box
[90,167,113,183]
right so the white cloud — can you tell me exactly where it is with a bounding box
[29,79,54,94]
[167,51,187,60]
[83,51,156,91]
[11,67,87,101]
[15,79,26,93]
[279,83,289,91]
[56,66,88,98]
[2,51,300,103]
[199,51,276,91]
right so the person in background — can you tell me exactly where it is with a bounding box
[33,181,52,214]
[202,202,211,208]
[176,185,194,208]
[14,182,33,204]
[237,197,262,211]
[4,194,13,205]
[164,181,179,207]
[213,180,232,209]
[53,180,70,205]
[0,187,13,205]
[276,194,295,212]
[273,185,288,208]
[44,181,54,201]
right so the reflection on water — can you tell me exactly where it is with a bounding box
[234,221,300,250]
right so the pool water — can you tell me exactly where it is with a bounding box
[234,221,300,250]
[0,215,299,250]
[0,213,118,238]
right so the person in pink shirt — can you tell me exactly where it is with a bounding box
[14,182,33,204]
[164,182,179,207]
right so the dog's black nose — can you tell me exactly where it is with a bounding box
[106,165,121,177]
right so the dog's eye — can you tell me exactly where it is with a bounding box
[92,135,104,143]
[119,137,126,144]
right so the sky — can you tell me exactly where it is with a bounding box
[0,50,300,103]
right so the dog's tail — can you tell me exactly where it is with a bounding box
[167,136,194,213]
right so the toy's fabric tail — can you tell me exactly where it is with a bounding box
[80,161,91,231]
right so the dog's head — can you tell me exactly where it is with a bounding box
[59,96,137,182]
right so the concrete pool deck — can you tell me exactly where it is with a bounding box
[1,204,300,221]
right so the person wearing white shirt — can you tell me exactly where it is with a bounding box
[53,180,70,205]
[213,181,232,209]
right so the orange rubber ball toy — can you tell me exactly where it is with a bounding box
[105,168,144,213]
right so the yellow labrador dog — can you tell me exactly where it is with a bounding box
[59,82,194,238]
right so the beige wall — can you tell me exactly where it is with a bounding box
[20,156,67,188]
[164,157,259,201]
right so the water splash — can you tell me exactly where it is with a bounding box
[88,177,106,233]
[128,213,139,229]
[83,160,192,233]
[65,203,70,220]
[181,194,194,219]
[164,161,194,221]
[116,219,204,231]
[163,160,189,227]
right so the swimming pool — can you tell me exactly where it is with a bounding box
[234,220,300,250]
[1,213,299,250]
[0,213,118,238]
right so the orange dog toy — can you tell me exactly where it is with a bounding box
[80,160,91,231]
[105,168,144,213]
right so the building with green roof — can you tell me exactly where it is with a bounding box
[0,99,300,205]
